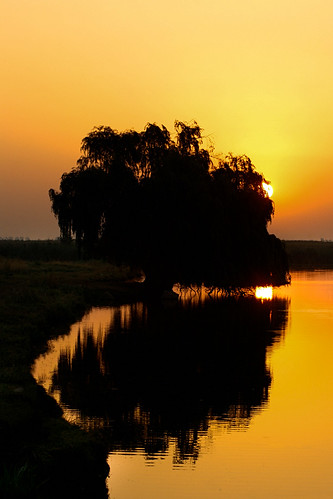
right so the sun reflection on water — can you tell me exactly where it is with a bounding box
[255,286,273,300]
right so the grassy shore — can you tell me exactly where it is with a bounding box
[0,242,143,498]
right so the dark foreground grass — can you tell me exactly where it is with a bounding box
[0,253,142,498]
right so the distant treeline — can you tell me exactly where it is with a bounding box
[284,240,333,270]
[1,239,332,271]
[0,239,78,261]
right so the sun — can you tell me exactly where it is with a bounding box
[262,182,273,198]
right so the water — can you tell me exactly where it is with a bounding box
[33,271,333,498]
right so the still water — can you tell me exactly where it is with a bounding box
[33,271,333,498]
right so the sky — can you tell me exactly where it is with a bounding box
[1,0,333,240]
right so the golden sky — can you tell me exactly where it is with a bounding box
[1,0,333,239]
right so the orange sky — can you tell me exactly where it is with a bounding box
[1,0,333,239]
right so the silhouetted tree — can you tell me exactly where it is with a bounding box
[50,121,289,290]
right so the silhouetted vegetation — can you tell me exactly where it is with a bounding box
[284,240,333,269]
[50,121,289,292]
[0,239,78,261]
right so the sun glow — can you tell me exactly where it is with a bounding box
[255,286,273,300]
[262,182,273,198]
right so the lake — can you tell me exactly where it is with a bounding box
[33,271,333,498]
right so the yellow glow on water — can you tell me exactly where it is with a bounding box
[255,286,273,300]
[262,182,273,198]
[32,271,333,498]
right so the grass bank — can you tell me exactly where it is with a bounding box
[0,244,142,498]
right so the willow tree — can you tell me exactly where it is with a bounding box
[50,121,289,291]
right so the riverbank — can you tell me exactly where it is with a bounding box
[1,238,332,496]
[0,255,142,498]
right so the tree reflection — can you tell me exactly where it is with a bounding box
[52,297,289,464]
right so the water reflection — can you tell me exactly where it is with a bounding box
[255,286,273,300]
[34,294,289,466]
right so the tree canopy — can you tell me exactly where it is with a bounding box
[49,121,289,292]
